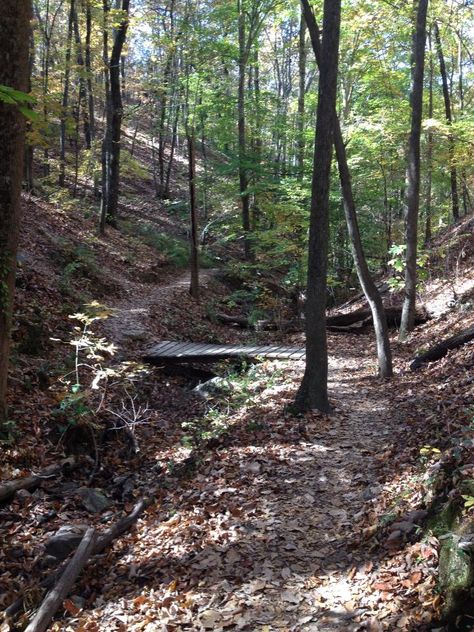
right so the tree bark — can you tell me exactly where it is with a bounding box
[237,0,252,260]
[0,0,31,428]
[24,528,96,632]
[425,30,433,245]
[301,0,393,378]
[100,0,130,231]
[59,0,75,188]
[293,0,341,413]
[85,0,95,143]
[399,0,428,340]
[433,21,459,223]
[187,133,200,300]
[297,10,306,181]
[72,4,91,149]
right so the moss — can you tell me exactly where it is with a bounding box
[433,507,474,623]
[438,534,473,614]
[427,499,458,536]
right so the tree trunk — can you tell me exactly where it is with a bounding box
[105,0,130,226]
[425,30,433,245]
[85,0,95,142]
[399,0,428,340]
[433,21,459,223]
[100,0,130,231]
[301,0,393,378]
[293,0,341,413]
[187,133,200,300]
[72,5,91,149]
[99,0,110,234]
[297,10,306,182]
[237,0,252,261]
[59,0,75,188]
[0,0,31,428]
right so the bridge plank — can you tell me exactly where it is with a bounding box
[144,341,305,365]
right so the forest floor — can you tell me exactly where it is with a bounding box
[1,136,473,631]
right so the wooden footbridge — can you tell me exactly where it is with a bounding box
[144,341,305,365]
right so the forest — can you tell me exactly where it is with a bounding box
[0,0,474,630]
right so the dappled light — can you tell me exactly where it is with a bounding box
[0,0,473,630]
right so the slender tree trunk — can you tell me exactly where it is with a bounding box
[238,0,252,261]
[187,133,199,300]
[293,0,341,413]
[165,95,180,196]
[400,0,428,340]
[301,0,393,378]
[425,31,433,245]
[100,0,130,231]
[297,10,306,182]
[72,5,91,149]
[0,0,31,428]
[251,46,262,231]
[24,32,35,192]
[106,0,130,225]
[433,21,459,222]
[85,0,95,142]
[59,0,75,188]
[99,0,110,234]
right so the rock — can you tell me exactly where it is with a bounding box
[386,530,403,551]
[15,489,32,504]
[123,329,148,341]
[405,509,428,524]
[391,521,416,534]
[362,485,381,501]
[45,524,88,560]
[439,533,474,615]
[77,487,112,513]
[193,377,234,400]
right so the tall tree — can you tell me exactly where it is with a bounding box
[296,8,306,182]
[399,0,429,340]
[0,0,31,428]
[433,20,459,222]
[301,0,393,379]
[100,0,130,232]
[293,0,341,413]
[236,0,274,260]
[58,0,75,188]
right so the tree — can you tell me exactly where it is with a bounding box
[293,0,341,413]
[100,0,130,233]
[0,0,31,428]
[399,0,429,340]
[301,0,393,379]
[433,20,459,222]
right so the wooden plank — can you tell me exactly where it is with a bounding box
[143,341,306,364]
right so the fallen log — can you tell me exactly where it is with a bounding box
[0,458,75,503]
[24,527,96,632]
[326,306,428,328]
[3,498,151,621]
[214,306,428,332]
[327,321,366,334]
[410,325,474,370]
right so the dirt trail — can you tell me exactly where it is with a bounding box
[103,268,218,352]
[79,332,434,631]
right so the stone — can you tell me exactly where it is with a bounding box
[386,530,403,551]
[45,524,88,559]
[77,487,112,513]
[193,377,234,400]
[391,521,416,534]
[405,509,428,524]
